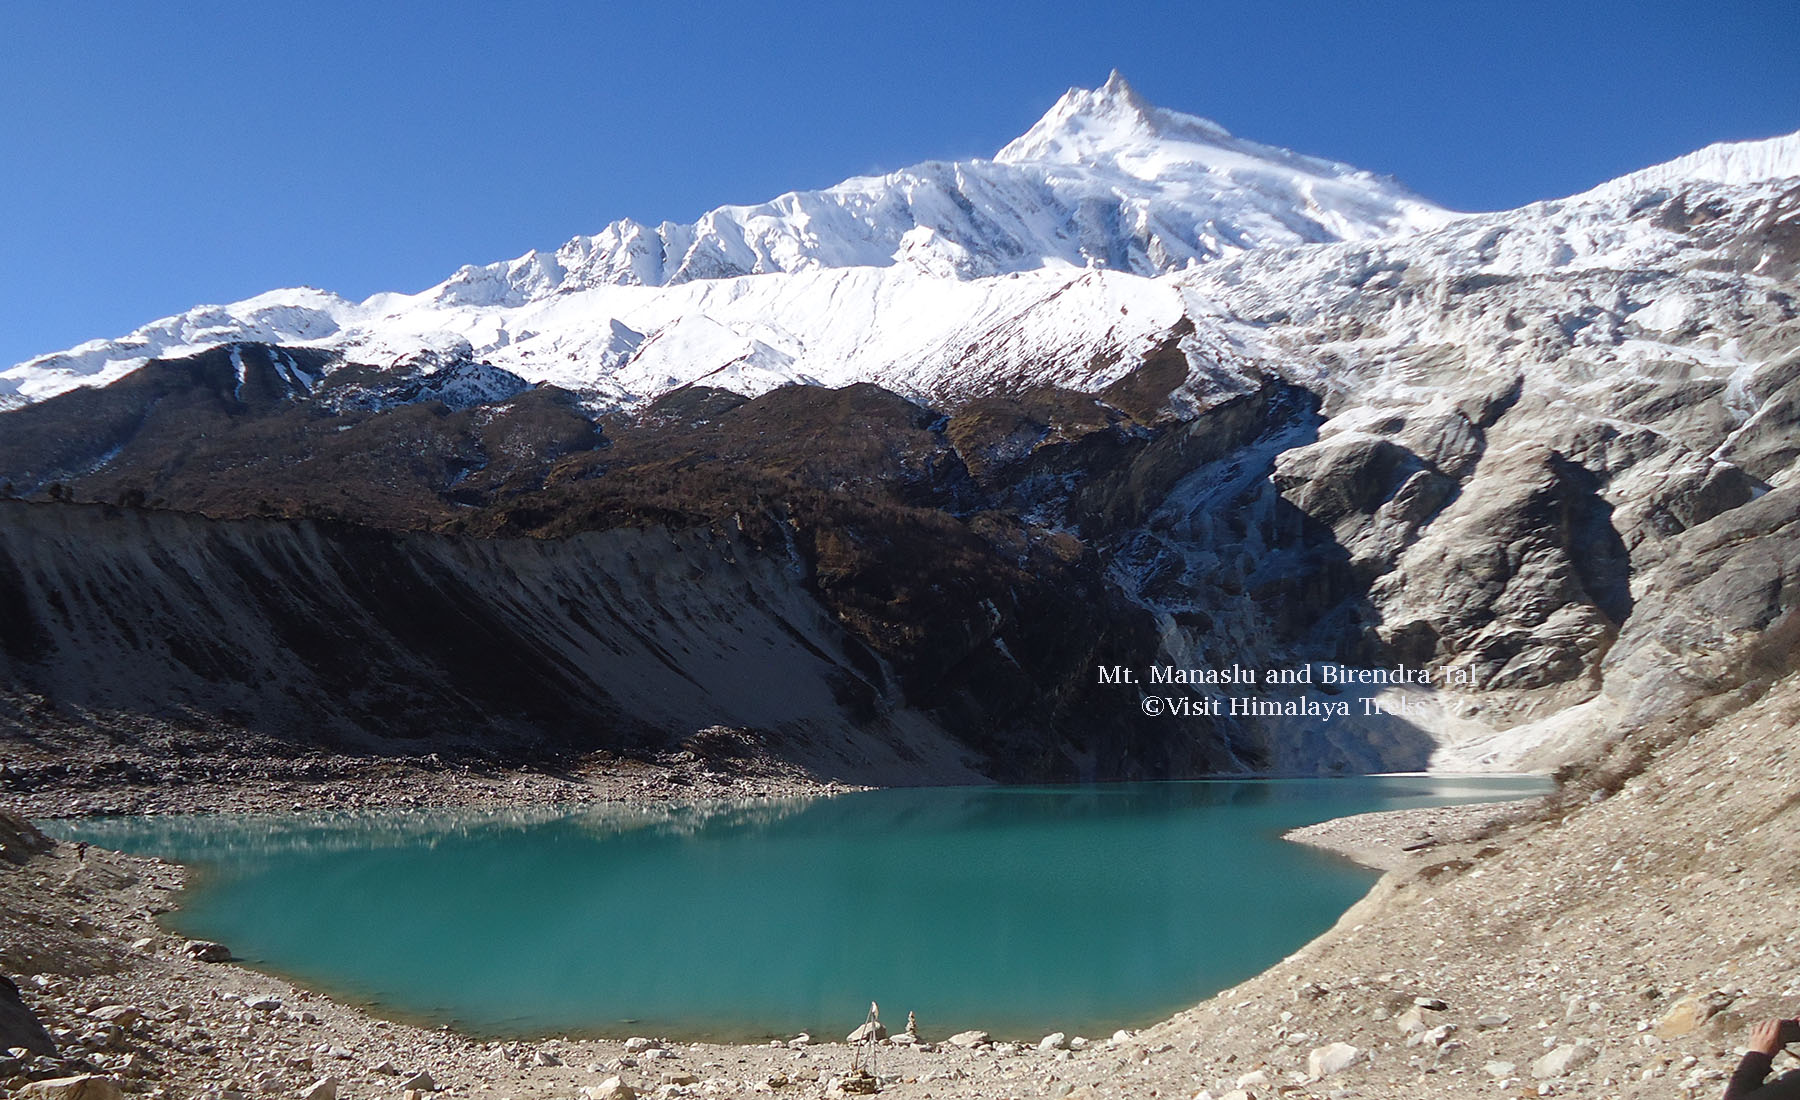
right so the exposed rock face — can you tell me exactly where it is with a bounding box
[1600,485,1800,730]
[0,502,974,782]
[0,809,54,865]
[0,972,57,1056]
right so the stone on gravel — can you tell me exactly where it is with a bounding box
[1038,1031,1068,1050]
[580,1077,634,1100]
[1406,1023,1457,1048]
[845,1021,887,1043]
[86,1007,139,1028]
[1530,1041,1598,1079]
[17,1076,126,1100]
[624,1037,658,1053]
[1393,1005,1427,1034]
[182,941,231,963]
[948,1030,992,1048]
[1484,1061,1517,1079]
[400,1069,435,1090]
[297,1077,338,1100]
[1655,992,1729,1039]
[1307,1042,1361,1078]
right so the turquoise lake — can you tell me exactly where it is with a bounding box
[47,776,1546,1042]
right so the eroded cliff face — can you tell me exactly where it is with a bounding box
[0,496,1238,787]
[0,503,980,779]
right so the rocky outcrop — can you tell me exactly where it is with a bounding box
[0,809,53,865]
[0,973,57,1057]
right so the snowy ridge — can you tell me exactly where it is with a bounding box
[1,74,1453,409]
[423,72,1451,312]
[1575,129,1800,203]
[4,78,1797,415]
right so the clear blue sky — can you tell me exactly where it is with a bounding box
[3,1,1796,369]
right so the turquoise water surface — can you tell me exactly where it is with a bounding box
[47,776,1545,1041]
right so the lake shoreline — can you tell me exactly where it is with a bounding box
[0,776,1561,1100]
[0,745,870,820]
[42,779,1538,1050]
[1280,797,1544,872]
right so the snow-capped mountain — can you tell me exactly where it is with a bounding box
[4,74,1798,436]
[4,73,1800,782]
[1,73,1450,409]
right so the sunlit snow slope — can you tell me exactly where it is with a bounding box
[1,72,1450,409]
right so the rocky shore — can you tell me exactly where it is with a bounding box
[0,721,862,821]
[6,671,1799,1100]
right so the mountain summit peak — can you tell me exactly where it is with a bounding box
[995,71,1233,165]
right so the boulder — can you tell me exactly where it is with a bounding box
[580,1077,635,1100]
[0,974,57,1056]
[948,1030,992,1048]
[1306,1042,1361,1078]
[1038,1032,1068,1050]
[1654,992,1732,1039]
[1484,1061,1517,1079]
[183,941,231,963]
[1392,1005,1427,1034]
[87,1006,139,1028]
[17,1077,126,1100]
[0,810,54,866]
[297,1077,338,1100]
[845,1021,887,1043]
[400,1070,435,1091]
[831,1069,879,1095]
[623,1037,658,1053]
[1406,1024,1457,1048]
[1530,1041,1598,1079]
